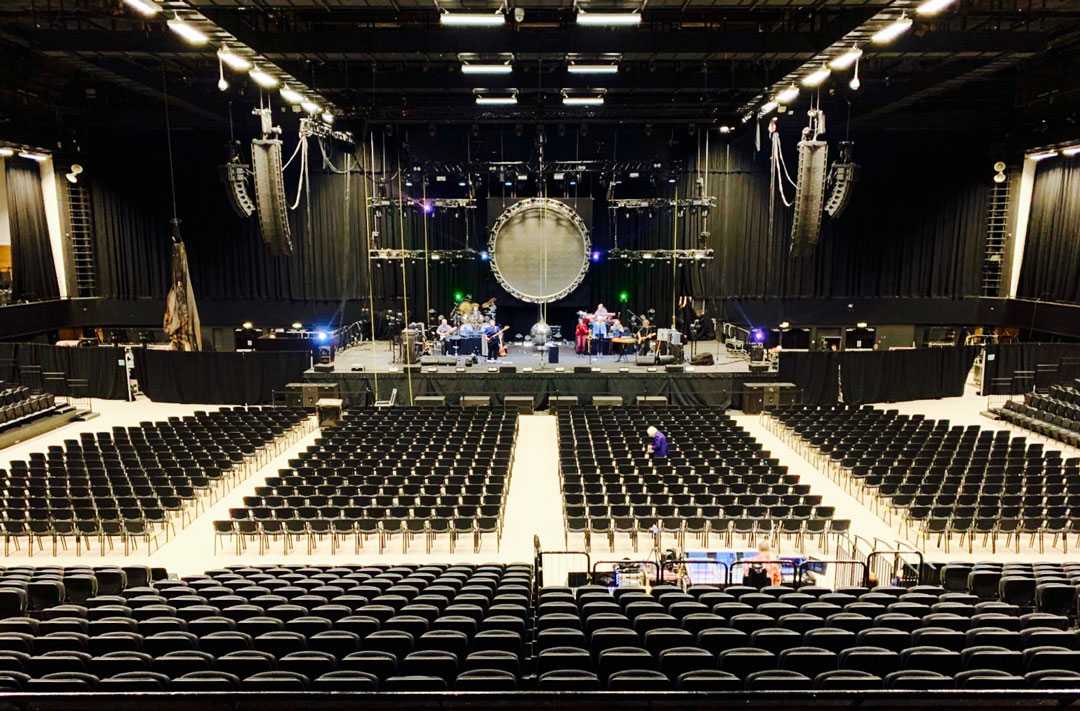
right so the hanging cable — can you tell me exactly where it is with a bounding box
[396,139,415,405]
[161,66,180,234]
[365,131,380,402]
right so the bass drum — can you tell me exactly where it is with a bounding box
[488,198,590,304]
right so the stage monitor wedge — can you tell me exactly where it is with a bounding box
[790,139,828,257]
[251,138,294,257]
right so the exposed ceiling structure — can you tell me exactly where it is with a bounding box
[1,0,1078,147]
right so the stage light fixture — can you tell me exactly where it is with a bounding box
[1063,146,1080,157]
[218,48,251,72]
[291,322,303,330]
[718,126,733,134]
[750,328,766,344]
[760,100,778,115]
[591,250,602,263]
[461,63,513,75]
[916,0,957,15]
[280,85,303,104]
[830,46,863,70]
[321,112,334,124]
[18,151,46,161]
[480,250,490,261]
[628,171,640,178]
[242,321,254,329]
[316,330,329,343]
[122,0,160,16]
[249,68,278,88]
[301,100,321,114]
[65,164,84,184]
[776,84,799,104]
[856,321,869,328]
[618,291,629,303]
[871,14,912,44]
[802,65,831,88]
[167,17,209,46]
[1029,150,1058,161]
[453,290,465,303]
[779,321,791,329]
[0,148,13,157]
[567,63,619,74]
[440,11,505,26]
[576,11,642,26]
[849,59,862,90]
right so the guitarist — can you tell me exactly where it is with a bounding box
[481,319,508,362]
[636,317,657,356]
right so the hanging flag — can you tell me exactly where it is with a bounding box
[163,223,202,351]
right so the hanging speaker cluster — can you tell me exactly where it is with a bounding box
[220,158,255,218]
[789,139,828,257]
[825,140,858,219]
[251,138,294,257]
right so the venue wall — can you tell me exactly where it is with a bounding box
[1017,159,1080,305]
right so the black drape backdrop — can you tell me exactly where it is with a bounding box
[983,342,1080,394]
[779,347,977,404]
[6,161,60,302]
[133,349,310,404]
[1018,160,1080,304]
[87,122,988,329]
[0,342,126,399]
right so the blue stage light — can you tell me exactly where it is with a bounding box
[591,250,602,263]
[750,328,766,344]
[316,330,330,343]
[480,250,490,261]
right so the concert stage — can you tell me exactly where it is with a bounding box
[303,340,775,407]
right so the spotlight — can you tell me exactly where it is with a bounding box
[166,17,208,46]
[618,290,629,303]
[422,201,435,216]
[916,0,957,15]
[779,321,791,329]
[316,330,330,343]
[122,0,160,16]
[249,68,278,89]
[750,328,766,344]
[776,84,799,104]
[802,65,831,88]
[718,126,733,134]
[291,322,303,330]
[280,85,303,104]
[242,321,254,330]
[590,250,602,263]
[64,164,84,184]
[479,250,490,261]
[218,47,251,72]
[871,14,912,45]
[576,11,642,26]
[301,100,321,114]
[849,60,862,91]
[440,11,506,26]
[829,46,862,70]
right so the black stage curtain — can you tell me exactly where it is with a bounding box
[983,342,1080,394]
[14,343,128,399]
[1018,160,1080,304]
[6,161,60,302]
[839,347,977,404]
[134,349,310,404]
[777,351,841,405]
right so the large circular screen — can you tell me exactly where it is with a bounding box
[489,198,590,304]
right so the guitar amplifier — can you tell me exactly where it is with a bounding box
[286,382,334,408]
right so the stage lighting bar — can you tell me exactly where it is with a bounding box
[249,68,279,89]
[916,0,957,16]
[167,17,209,46]
[218,47,251,72]
[576,11,642,26]
[608,248,714,261]
[370,248,478,261]
[122,0,160,16]
[871,14,913,44]
[568,63,619,74]
[440,12,506,26]
[461,63,513,75]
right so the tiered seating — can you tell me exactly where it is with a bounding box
[994,383,1080,447]
[557,406,848,553]
[768,405,1080,553]
[530,561,1080,690]
[0,563,532,691]
[0,407,310,557]
[0,385,55,427]
[216,409,516,555]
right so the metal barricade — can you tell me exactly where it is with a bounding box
[537,550,591,588]
[728,559,800,586]
[664,558,729,588]
[799,559,868,588]
[867,549,925,587]
[590,559,661,588]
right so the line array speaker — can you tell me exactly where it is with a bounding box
[220,160,254,218]
[825,161,858,218]
[790,139,828,257]
[251,139,294,257]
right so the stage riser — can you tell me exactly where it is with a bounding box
[302,371,773,408]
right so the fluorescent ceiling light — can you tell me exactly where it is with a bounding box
[568,63,619,74]
[576,11,642,26]
[871,15,913,45]
[776,85,799,104]
[830,46,863,70]
[718,126,733,134]
[440,12,505,26]
[802,65,831,87]
[760,100,778,115]
[18,151,47,161]
[280,85,303,104]
[563,95,605,106]
[1062,146,1080,157]
[122,0,160,16]
[218,48,251,72]
[0,148,12,157]
[301,101,321,114]
[166,18,209,46]
[461,63,513,75]
[916,0,957,15]
[1028,150,1058,161]
[249,68,278,88]
[476,95,518,105]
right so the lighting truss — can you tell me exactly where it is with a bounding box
[367,198,477,209]
[299,118,354,145]
[607,249,715,261]
[369,248,478,261]
[608,197,717,210]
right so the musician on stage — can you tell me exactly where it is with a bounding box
[575,318,589,355]
[591,304,610,356]
[481,318,502,362]
[611,319,626,338]
[637,317,656,356]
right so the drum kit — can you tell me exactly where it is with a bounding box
[453,297,497,328]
